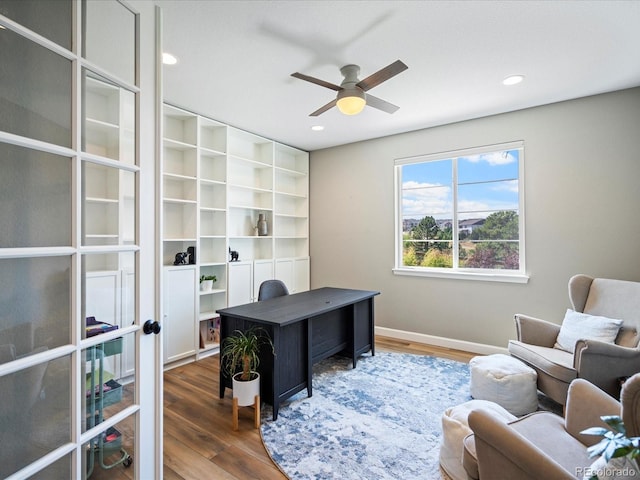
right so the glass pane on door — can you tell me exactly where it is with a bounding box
[82,70,136,164]
[30,453,72,479]
[0,256,71,361]
[82,416,135,479]
[0,354,71,479]
[82,163,136,246]
[82,332,135,431]
[82,252,136,338]
[0,27,71,147]
[0,0,72,49]
[0,142,71,248]
[82,0,135,85]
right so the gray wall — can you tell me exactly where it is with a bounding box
[309,88,640,349]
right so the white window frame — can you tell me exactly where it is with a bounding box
[393,141,528,283]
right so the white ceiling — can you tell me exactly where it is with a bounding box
[156,0,640,152]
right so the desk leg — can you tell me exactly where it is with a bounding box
[271,326,279,421]
[369,298,375,357]
[351,304,358,369]
[307,317,313,398]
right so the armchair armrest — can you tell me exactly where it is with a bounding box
[468,409,575,480]
[573,340,640,397]
[514,313,561,347]
[564,378,620,445]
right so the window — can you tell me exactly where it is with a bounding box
[394,141,527,282]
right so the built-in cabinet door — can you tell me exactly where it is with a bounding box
[228,261,253,307]
[294,257,310,293]
[275,257,310,294]
[274,259,294,294]
[163,267,197,363]
[254,259,275,301]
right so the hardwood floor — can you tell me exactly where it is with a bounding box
[162,336,474,480]
[91,336,474,479]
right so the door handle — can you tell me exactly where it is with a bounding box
[143,319,161,335]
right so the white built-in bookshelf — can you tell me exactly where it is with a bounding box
[161,104,309,365]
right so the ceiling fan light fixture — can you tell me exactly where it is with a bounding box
[162,52,178,65]
[336,88,366,115]
[503,74,524,86]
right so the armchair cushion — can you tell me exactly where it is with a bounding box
[508,341,576,384]
[467,409,589,480]
[554,309,623,354]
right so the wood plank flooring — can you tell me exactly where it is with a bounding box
[163,336,474,480]
[91,336,474,479]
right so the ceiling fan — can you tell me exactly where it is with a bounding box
[291,60,408,116]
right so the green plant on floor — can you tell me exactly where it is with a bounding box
[221,326,273,381]
[199,274,217,283]
[581,415,640,478]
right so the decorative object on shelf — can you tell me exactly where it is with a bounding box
[229,247,239,262]
[187,246,196,264]
[199,274,217,292]
[173,252,189,265]
[207,317,220,343]
[257,213,268,236]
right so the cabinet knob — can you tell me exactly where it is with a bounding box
[143,319,161,335]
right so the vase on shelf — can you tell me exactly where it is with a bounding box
[257,213,268,236]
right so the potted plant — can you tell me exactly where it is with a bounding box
[220,326,273,407]
[199,274,216,292]
[582,415,640,478]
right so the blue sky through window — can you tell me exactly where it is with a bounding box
[402,149,519,220]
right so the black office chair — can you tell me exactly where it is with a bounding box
[258,279,289,301]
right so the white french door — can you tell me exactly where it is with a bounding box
[0,1,160,478]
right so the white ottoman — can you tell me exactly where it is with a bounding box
[440,399,517,480]
[469,354,538,416]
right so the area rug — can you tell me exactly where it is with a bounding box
[260,352,472,480]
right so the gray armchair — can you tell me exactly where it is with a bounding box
[508,274,640,405]
[463,373,640,480]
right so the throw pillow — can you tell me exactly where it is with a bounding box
[555,309,623,354]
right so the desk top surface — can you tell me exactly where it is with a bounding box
[217,287,380,326]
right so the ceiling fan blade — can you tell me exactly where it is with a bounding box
[310,99,337,117]
[365,94,400,114]
[356,60,408,92]
[291,72,342,91]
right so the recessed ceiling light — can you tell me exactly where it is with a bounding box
[162,52,178,65]
[311,125,325,131]
[503,75,525,86]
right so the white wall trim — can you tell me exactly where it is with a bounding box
[375,326,508,356]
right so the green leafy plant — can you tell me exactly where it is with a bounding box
[581,415,640,478]
[199,274,216,283]
[220,327,273,381]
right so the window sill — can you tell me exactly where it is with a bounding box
[392,267,529,284]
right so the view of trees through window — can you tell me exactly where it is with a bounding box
[397,143,523,272]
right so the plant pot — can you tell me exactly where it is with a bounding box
[200,280,213,292]
[232,371,260,407]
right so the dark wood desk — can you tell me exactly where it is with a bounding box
[217,287,379,420]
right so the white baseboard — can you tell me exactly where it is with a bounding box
[375,326,508,356]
